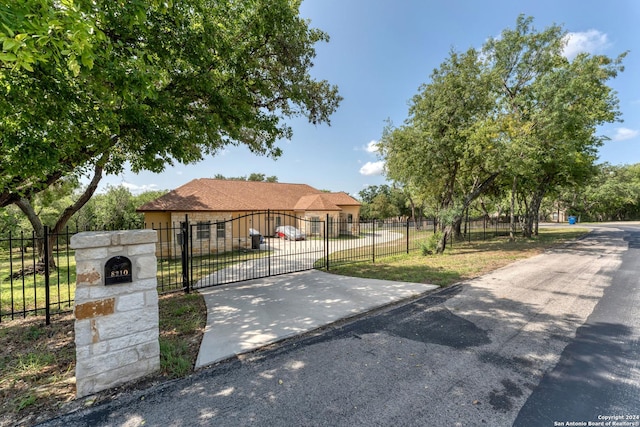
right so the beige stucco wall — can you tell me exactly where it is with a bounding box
[142,210,304,257]
[338,205,361,235]
[299,206,361,237]
[143,212,171,229]
[142,212,173,258]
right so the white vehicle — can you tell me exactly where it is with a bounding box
[275,225,305,240]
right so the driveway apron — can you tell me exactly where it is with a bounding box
[195,270,438,368]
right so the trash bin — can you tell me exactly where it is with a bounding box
[568,216,576,225]
[251,234,261,249]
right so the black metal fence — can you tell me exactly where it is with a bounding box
[0,215,511,323]
[147,213,512,293]
[0,226,75,324]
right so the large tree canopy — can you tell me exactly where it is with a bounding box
[380,47,501,251]
[0,0,341,207]
[561,163,640,222]
[484,16,624,237]
[381,15,625,251]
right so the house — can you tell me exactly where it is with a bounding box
[137,179,361,255]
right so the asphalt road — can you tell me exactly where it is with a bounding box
[514,225,640,426]
[39,225,640,427]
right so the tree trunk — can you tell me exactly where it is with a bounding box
[435,171,500,253]
[526,189,545,238]
[479,198,490,221]
[13,159,104,268]
[453,217,463,240]
[509,176,517,241]
[51,163,103,237]
[15,198,46,261]
[522,194,533,238]
[437,224,451,254]
[407,193,417,229]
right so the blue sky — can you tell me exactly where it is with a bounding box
[99,0,640,197]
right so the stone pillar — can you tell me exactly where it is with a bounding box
[71,230,160,398]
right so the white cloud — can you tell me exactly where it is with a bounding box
[121,182,159,194]
[611,127,640,142]
[359,161,385,176]
[563,30,610,59]
[365,140,379,154]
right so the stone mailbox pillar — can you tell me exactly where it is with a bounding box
[71,230,160,398]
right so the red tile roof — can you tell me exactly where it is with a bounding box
[294,193,361,211]
[294,194,341,211]
[137,179,360,212]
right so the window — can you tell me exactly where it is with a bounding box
[311,216,320,234]
[196,222,210,239]
[347,214,353,223]
[216,222,225,239]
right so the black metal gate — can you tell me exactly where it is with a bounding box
[150,214,514,294]
[181,211,327,291]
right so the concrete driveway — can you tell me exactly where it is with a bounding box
[194,228,428,368]
[195,269,438,368]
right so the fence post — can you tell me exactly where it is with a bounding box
[43,226,51,325]
[406,220,410,254]
[483,217,486,241]
[267,210,271,276]
[181,214,190,293]
[325,214,330,271]
[372,220,376,264]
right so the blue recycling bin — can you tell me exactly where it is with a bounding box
[568,216,576,225]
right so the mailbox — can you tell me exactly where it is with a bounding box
[104,256,133,285]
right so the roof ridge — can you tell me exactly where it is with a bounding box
[138,178,359,212]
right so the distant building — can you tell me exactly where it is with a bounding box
[137,179,361,255]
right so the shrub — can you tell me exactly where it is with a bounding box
[419,232,443,255]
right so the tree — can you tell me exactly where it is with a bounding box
[368,194,400,220]
[484,15,625,237]
[213,173,279,182]
[12,163,103,266]
[402,183,429,228]
[0,0,99,73]
[561,163,640,221]
[380,48,500,252]
[358,185,387,205]
[0,0,341,207]
[247,173,278,182]
[358,185,402,220]
[381,16,625,252]
[71,187,168,231]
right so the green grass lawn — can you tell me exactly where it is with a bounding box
[0,248,76,320]
[325,227,589,287]
[1,247,273,319]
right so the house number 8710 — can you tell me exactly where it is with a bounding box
[111,269,129,277]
